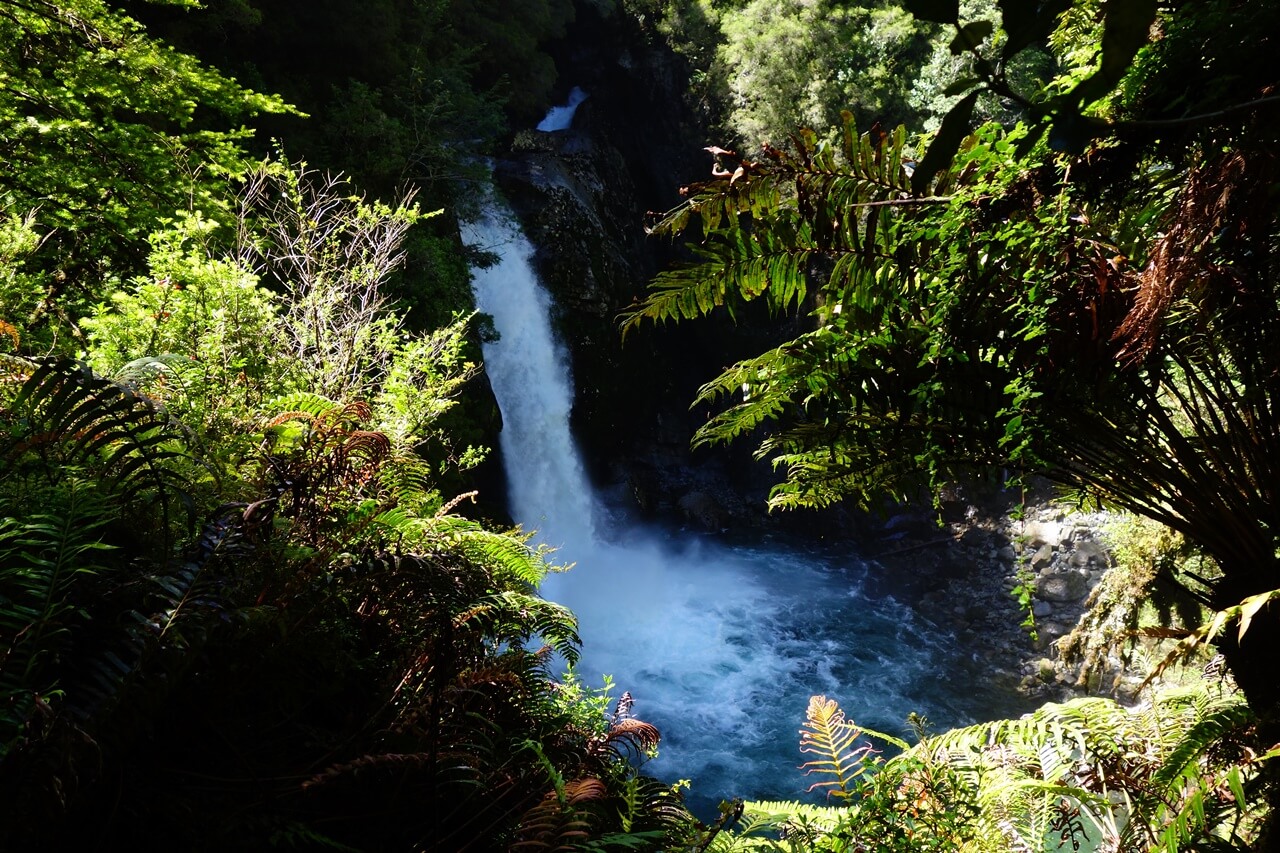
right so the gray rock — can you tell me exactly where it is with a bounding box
[1023,520,1066,548]
[1030,544,1055,571]
[1069,539,1111,568]
[1036,569,1089,602]
[1037,658,1057,682]
[1032,600,1054,618]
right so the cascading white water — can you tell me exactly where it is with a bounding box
[463,92,1028,816]
[536,86,588,132]
[464,206,596,549]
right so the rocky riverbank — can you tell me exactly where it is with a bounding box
[863,489,1146,706]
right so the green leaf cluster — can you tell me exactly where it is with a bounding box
[712,687,1273,851]
[1,164,691,853]
[0,0,294,297]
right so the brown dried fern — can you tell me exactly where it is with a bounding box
[511,777,607,851]
[1114,150,1275,363]
[604,718,662,761]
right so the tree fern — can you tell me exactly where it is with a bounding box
[916,686,1267,852]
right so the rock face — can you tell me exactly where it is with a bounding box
[676,491,729,532]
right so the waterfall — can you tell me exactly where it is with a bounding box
[465,205,596,549]
[536,86,588,132]
[461,91,1029,817]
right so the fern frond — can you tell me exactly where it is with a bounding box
[481,591,580,666]
[263,391,343,419]
[799,695,906,800]
[303,752,435,789]
[512,777,606,851]
[0,485,115,756]
[741,799,848,826]
[622,116,935,341]
[431,516,550,588]
[604,718,662,761]
[9,357,193,514]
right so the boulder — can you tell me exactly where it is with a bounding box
[1068,538,1111,568]
[1036,658,1057,682]
[1030,543,1055,571]
[1035,569,1090,603]
[1023,519,1066,548]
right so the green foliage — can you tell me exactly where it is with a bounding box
[0,212,48,351]
[0,484,115,758]
[0,0,293,303]
[630,1,1280,744]
[1010,564,1039,642]
[1,0,703,847]
[925,686,1272,852]
[81,213,285,425]
[624,113,1047,512]
[79,164,485,494]
[7,356,194,522]
[1,143,694,849]
[715,689,1272,851]
[715,0,933,145]
[622,0,939,144]
[1059,515,1210,691]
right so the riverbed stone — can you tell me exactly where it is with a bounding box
[1036,569,1089,602]
[1023,520,1066,548]
[1069,538,1111,568]
[1030,543,1055,571]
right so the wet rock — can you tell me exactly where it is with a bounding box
[677,491,728,532]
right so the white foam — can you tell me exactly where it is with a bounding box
[536,86,589,132]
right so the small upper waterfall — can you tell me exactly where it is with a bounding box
[536,86,588,132]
